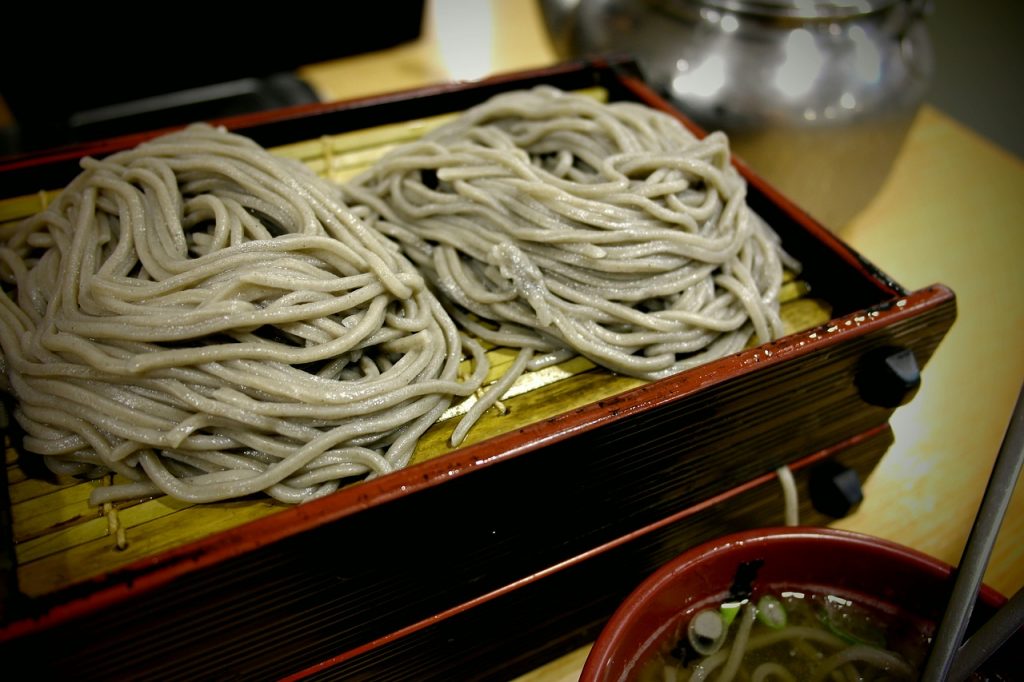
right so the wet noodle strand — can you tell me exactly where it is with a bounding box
[344,87,797,445]
[0,124,486,505]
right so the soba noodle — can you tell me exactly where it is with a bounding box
[343,86,797,444]
[2,87,801,504]
[0,124,486,505]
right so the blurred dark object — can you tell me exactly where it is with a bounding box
[540,0,933,229]
[0,3,425,155]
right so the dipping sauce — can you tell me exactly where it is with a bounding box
[642,588,933,681]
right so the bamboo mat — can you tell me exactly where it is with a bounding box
[1,90,832,598]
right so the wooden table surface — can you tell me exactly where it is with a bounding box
[299,2,1024,678]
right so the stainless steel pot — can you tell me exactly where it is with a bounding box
[541,0,933,228]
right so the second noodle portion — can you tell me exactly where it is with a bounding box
[0,124,486,505]
[344,87,797,414]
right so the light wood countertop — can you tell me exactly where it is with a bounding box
[299,2,1024,677]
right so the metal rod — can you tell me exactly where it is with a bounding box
[950,585,1024,681]
[921,382,1024,681]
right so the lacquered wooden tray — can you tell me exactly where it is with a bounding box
[0,58,956,680]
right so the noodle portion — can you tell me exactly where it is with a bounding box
[0,124,485,505]
[344,86,797,410]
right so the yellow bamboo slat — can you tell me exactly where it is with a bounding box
[16,497,281,598]
[0,190,61,223]
[1,87,831,598]
[12,480,102,543]
[15,512,113,566]
[8,472,80,505]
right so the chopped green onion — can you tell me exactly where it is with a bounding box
[818,600,887,648]
[756,595,787,629]
[688,609,727,656]
[720,601,743,627]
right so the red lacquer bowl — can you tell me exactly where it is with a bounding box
[581,527,1020,681]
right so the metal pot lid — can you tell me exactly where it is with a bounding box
[660,0,901,19]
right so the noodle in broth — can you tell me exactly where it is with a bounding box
[650,591,928,682]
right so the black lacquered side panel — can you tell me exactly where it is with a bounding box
[297,426,893,681]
